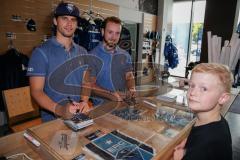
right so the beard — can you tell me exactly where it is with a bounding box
[104,38,118,51]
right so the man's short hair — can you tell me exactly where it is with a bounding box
[192,63,233,92]
[102,16,122,29]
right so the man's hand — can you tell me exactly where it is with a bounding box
[128,88,136,98]
[78,101,92,114]
[111,92,123,101]
[68,101,80,113]
[111,90,137,102]
[55,102,78,119]
[55,101,93,119]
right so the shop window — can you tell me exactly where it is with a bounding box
[170,0,206,77]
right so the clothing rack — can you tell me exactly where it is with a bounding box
[81,0,104,21]
[81,10,104,20]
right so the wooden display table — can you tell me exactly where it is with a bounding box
[0,83,238,160]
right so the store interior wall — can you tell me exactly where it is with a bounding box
[0,0,119,56]
[99,0,139,10]
[0,0,160,125]
[201,0,238,62]
[158,0,239,76]
[233,0,240,32]
[157,0,173,65]
[2,0,240,78]
[0,0,119,126]
[4,0,240,123]
[1,0,240,88]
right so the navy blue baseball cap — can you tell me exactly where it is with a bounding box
[54,2,80,18]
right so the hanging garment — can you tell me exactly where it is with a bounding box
[0,48,29,111]
[119,26,132,55]
[74,18,102,51]
[164,35,179,69]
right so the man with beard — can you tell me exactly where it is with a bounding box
[89,16,136,101]
[27,2,91,122]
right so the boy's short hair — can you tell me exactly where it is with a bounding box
[192,63,233,92]
[102,16,122,29]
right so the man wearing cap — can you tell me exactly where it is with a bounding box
[27,2,91,122]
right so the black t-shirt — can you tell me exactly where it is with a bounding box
[0,49,29,111]
[183,116,232,160]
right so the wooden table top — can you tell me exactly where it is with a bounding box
[0,82,238,160]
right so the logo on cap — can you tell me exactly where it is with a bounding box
[66,3,74,14]
[54,2,80,18]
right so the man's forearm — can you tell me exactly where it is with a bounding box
[30,89,58,113]
[126,71,136,91]
[91,83,123,101]
[90,76,112,98]
[90,76,122,101]
[91,84,112,97]
[81,83,91,102]
[81,70,92,103]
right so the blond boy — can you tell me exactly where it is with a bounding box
[173,63,233,160]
